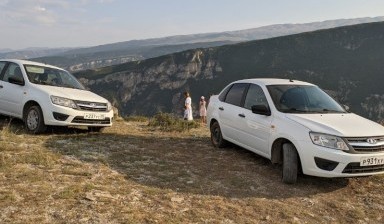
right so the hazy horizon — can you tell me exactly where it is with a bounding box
[1,0,384,50]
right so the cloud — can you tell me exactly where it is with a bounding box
[0,0,60,26]
[99,0,114,3]
[0,0,9,6]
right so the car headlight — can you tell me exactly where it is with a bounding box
[51,96,77,109]
[107,101,113,112]
[309,132,349,151]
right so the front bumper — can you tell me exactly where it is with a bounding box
[297,140,384,178]
[42,103,114,127]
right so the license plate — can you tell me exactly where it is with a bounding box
[360,156,384,166]
[84,113,105,120]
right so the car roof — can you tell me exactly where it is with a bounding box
[0,59,64,71]
[233,78,316,86]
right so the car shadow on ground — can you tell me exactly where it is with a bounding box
[41,132,349,200]
[0,115,90,135]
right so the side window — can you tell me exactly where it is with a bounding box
[218,84,232,102]
[0,62,6,77]
[244,84,269,110]
[224,83,249,107]
[2,63,23,83]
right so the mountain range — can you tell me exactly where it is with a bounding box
[74,21,384,122]
[2,16,384,72]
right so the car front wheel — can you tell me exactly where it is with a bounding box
[25,105,47,134]
[210,121,227,148]
[282,143,299,184]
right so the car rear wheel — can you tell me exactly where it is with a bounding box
[25,105,47,134]
[282,143,298,184]
[210,121,227,148]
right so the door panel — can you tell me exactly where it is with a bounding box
[218,83,249,142]
[239,84,273,156]
[0,63,25,117]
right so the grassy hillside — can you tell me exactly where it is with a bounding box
[1,117,384,223]
[75,22,384,121]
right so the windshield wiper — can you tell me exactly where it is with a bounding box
[322,109,346,113]
[59,84,82,90]
[284,108,309,113]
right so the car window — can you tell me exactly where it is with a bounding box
[0,62,6,77]
[243,84,269,110]
[218,84,232,102]
[224,83,249,107]
[25,65,85,90]
[2,63,23,83]
[267,85,345,113]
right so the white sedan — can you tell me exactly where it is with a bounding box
[207,78,384,184]
[0,59,114,133]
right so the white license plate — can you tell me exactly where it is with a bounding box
[84,113,105,120]
[360,156,384,166]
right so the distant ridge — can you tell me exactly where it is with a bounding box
[1,16,383,72]
[75,21,384,122]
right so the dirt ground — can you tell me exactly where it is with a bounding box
[0,116,384,223]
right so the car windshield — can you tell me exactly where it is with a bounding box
[24,64,85,90]
[267,85,346,113]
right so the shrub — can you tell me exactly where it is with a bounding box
[124,115,148,122]
[148,112,200,132]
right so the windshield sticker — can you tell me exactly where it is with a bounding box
[25,66,44,74]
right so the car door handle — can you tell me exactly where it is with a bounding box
[219,107,224,111]
[0,85,3,88]
[238,113,246,118]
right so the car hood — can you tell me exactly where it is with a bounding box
[34,85,108,103]
[285,113,384,137]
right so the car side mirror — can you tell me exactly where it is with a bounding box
[8,76,25,86]
[343,104,350,112]
[251,105,271,116]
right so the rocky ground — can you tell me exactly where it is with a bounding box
[0,116,384,223]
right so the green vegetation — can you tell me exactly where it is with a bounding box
[148,112,200,132]
[124,115,148,122]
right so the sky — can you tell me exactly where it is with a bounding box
[1,0,384,50]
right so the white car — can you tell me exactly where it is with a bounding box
[0,59,114,133]
[207,78,384,183]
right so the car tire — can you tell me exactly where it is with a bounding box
[25,105,47,134]
[282,143,298,184]
[210,121,227,148]
[88,126,105,133]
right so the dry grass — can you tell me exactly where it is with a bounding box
[1,116,384,223]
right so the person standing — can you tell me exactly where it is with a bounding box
[184,92,193,121]
[199,96,207,124]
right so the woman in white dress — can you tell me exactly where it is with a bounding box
[184,92,193,121]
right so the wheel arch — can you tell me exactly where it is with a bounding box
[271,138,303,172]
[23,100,42,120]
[209,118,219,128]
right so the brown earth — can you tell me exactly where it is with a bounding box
[0,116,383,223]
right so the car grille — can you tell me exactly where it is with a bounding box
[343,162,384,174]
[344,136,384,153]
[71,116,111,124]
[74,100,108,112]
